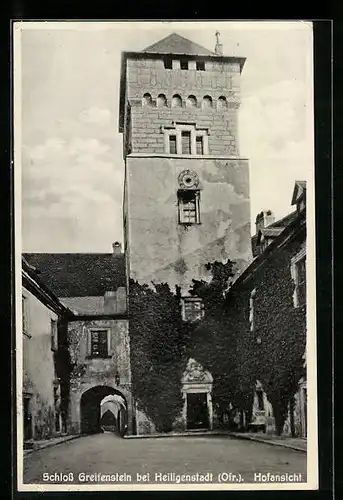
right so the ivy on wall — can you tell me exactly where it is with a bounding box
[129,280,192,432]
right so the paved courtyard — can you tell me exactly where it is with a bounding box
[22,433,307,486]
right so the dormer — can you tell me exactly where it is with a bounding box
[291,181,307,213]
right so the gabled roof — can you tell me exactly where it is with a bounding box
[291,180,307,205]
[22,257,72,316]
[23,253,126,298]
[143,33,216,56]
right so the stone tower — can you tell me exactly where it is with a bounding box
[119,32,252,309]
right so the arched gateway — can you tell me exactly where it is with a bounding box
[80,386,128,435]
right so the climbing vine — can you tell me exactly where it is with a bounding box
[129,280,192,432]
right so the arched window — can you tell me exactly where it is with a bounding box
[157,94,167,107]
[202,95,213,109]
[172,94,182,108]
[218,96,228,109]
[142,93,152,107]
[186,95,197,108]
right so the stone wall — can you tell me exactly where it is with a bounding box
[67,319,133,434]
[125,56,241,156]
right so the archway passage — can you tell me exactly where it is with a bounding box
[80,386,127,435]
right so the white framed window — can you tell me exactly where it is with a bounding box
[87,329,111,358]
[249,288,256,333]
[291,247,306,308]
[51,319,58,351]
[182,297,204,322]
[178,190,200,225]
[162,123,209,155]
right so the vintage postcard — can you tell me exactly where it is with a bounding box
[14,20,318,492]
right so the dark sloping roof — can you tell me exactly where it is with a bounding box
[251,210,299,257]
[23,253,126,298]
[144,33,216,56]
[22,257,72,315]
[291,180,307,205]
[268,210,299,229]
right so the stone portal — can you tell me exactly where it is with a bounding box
[181,358,213,431]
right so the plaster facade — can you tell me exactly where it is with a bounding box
[22,286,60,440]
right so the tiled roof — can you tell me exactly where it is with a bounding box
[23,253,126,298]
[268,210,299,229]
[144,33,216,56]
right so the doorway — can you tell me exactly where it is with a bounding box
[186,393,209,430]
[23,396,32,440]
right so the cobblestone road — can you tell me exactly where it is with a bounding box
[22,433,307,487]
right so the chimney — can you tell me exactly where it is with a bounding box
[255,210,275,235]
[112,241,122,255]
[215,31,223,56]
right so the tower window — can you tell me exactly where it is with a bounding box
[218,96,228,109]
[180,60,188,70]
[196,136,204,155]
[178,190,200,225]
[172,94,182,108]
[169,135,177,154]
[181,131,191,154]
[186,95,197,108]
[202,95,213,109]
[164,57,173,69]
[157,93,167,107]
[196,61,205,71]
[163,123,209,155]
[142,93,153,107]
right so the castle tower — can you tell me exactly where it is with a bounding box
[119,32,252,310]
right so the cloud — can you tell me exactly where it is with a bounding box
[22,136,124,251]
[79,107,112,125]
[238,77,313,224]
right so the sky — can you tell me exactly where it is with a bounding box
[16,21,314,253]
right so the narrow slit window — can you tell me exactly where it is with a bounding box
[196,136,204,155]
[169,135,177,154]
[181,131,191,155]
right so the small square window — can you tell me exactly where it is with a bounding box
[196,61,205,71]
[183,298,204,322]
[180,60,188,70]
[178,190,200,225]
[169,135,177,154]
